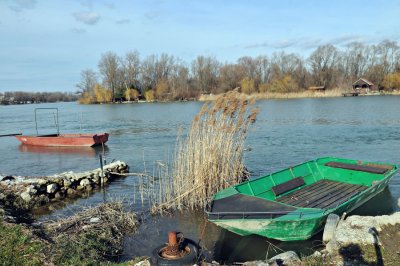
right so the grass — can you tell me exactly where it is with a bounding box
[0,200,139,266]
[0,219,44,266]
[151,90,259,212]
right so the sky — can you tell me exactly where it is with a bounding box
[0,0,399,92]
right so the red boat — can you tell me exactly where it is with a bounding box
[15,133,109,147]
[15,108,109,147]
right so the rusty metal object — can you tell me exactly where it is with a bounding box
[158,231,190,260]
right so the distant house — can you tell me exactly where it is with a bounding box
[352,78,375,93]
[308,86,326,92]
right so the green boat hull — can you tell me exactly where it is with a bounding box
[207,157,398,241]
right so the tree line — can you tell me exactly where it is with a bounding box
[0,91,78,105]
[78,40,400,103]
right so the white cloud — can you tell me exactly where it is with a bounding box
[73,12,101,25]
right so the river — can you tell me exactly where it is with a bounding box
[1,96,400,262]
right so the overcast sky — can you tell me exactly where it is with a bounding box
[0,0,399,92]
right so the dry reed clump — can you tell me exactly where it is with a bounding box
[45,200,138,262]
[153,90,259,212]
[198,89,346,101]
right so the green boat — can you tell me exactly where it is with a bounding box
[206,157,398,241]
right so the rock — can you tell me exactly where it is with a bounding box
[37,178,48,185]
[47,183,58,194]
[268,251,300,266]
[52,177,64,186]
[325,238,340,255]
[20,191,32,202]
[26,185,38,195]
[333,213,400,246]
[54,192,64,199]
[242,261,268,266]
[66,188,78,196]
[36,194,49,205]
[0,175,14,182]
[312,251,322,257]
[63,179,72,187]
[133,260,150,266]
[80,178,91,187]
[134,259,150,266]
[90,217,100,223]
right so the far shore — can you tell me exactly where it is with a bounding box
[198,89,400,101]
[2,89,400,106]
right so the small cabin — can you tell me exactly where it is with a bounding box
[352,78,375,93]
[308,86,326,93]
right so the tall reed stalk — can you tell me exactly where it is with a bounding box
[152,91,259,212]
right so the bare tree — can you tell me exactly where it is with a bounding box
[308,44,340,88]
[120,50,141,91]
[191,56,220,94]
[218,63,245,93]
[76,69,98,95]
[98,51,120,102]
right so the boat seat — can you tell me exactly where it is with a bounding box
[272,177,305,196]
[325,162,390,174]
[209,194,296,219]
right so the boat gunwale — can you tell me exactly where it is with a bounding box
[207,160,398,222]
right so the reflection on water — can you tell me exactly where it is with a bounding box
[122,188,395,263]
[18,144,109,157]
[2,98,400,262]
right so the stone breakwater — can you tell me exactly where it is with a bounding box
[0,161,129,210]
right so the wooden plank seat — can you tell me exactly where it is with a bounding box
[209,194,296,219]
[272,177,305,196]
[325,161,389,174]
[277,180,367,209]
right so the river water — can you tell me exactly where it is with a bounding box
[1,96,400,262]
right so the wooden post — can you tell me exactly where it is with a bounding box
[99,154,104,186]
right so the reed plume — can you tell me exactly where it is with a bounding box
[152,90,259,212]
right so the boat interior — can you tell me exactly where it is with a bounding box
[209,158,395,219]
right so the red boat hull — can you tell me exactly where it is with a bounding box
[15,133,109,147]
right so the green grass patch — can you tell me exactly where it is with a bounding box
[0,220,43,266]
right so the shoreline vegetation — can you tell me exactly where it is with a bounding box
[75,39,400,104]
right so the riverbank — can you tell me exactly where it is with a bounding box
[0,161,129,211]
[198,89,400,101]
[0,200,140,265]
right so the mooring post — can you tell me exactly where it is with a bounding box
[99,154,104,186]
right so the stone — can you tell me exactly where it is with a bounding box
[52,177,64,186]
[268,251,300,266]
[37,194,49,205]
[0,175,14,182]
[20,191,31,202]
[90,217,100,223]
[47,183,58,194]
[242,261,268,266]
[54,192,64,199]
[312,251,322,257]
[80,178,91,187]
[67,188,78,195]
[26,185,38,195]
[63,179,72,187]
[134,259,150,266]
[333,213,400,247]
[37,179,48,185]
